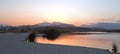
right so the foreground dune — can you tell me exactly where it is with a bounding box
[0,33,113,54]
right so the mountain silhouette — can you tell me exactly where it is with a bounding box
[80,22,120,29]
[33,22,75,28]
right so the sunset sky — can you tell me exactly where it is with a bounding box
[0,0,120,26]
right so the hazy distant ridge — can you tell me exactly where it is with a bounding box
[33,22,75,28]
[80,22,120,29]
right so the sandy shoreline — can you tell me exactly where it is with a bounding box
[0,33,113,54]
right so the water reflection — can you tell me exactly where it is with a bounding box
[35,35,113,49]
[35,34,120,52]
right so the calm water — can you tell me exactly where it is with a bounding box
[35,32,120,53]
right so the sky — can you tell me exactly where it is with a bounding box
[0,0,120,26]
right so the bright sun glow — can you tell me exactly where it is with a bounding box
[42,5,73,23]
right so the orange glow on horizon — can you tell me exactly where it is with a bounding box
[0,12,95,26]
[0,16,95,26]
[0,19,94,26]
[0,3,96,26]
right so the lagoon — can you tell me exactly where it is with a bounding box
[35,32,120,53]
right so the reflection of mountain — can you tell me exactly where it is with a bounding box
[80,22,120,29]
[34,22,75,28]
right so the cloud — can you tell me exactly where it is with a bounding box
[98,18,117,21]
[95,18,120,24]
[80,22,120,29]
[116,20,120,23]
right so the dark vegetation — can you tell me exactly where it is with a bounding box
[0,24,120,34]
[43,28,61,40]
[25,28,61,41]
[104,29,120,32]
[25,31,36,42]
[112,43,118,53]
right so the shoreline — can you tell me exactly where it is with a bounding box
[0,33,114,54]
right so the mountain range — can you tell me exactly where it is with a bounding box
[33,22,75,28]
[80,22,120,29]
[1,22,120,29]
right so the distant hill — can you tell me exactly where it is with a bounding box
[1,22,120,33]
[33,22,75,28]
[0,24,9,27]
[1,22,120,29]
[80,22,120,29]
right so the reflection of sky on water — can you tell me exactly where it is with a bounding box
[35,33,120,52]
